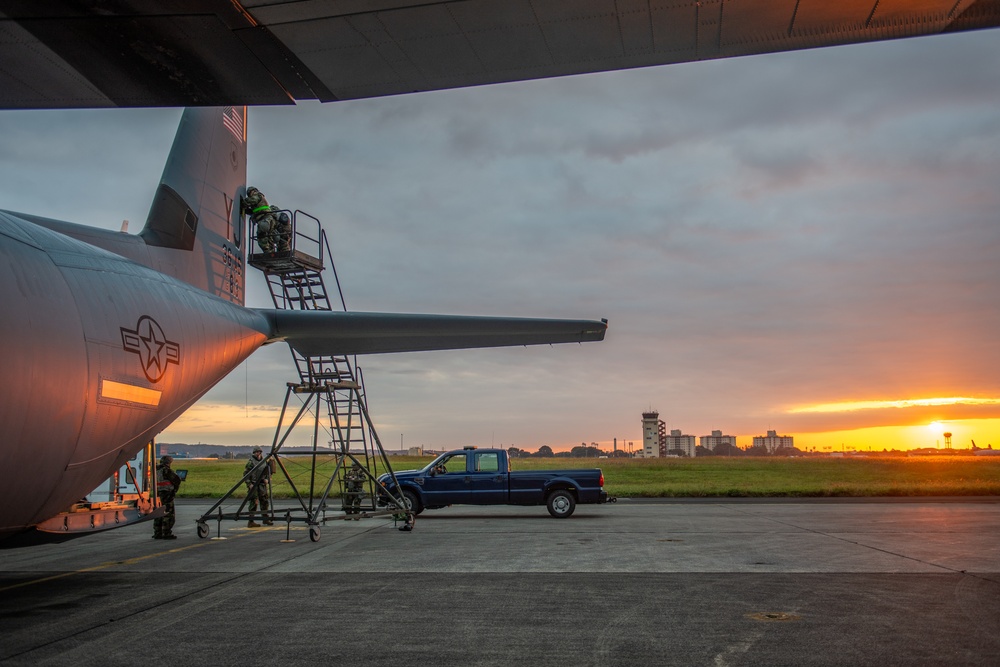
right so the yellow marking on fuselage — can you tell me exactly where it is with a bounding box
[100,379,162,406]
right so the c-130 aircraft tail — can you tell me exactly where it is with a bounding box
[0,107,606,541]
[7,107,250,306]
[140,106,249,305]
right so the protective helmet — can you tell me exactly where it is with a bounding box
[253,447,263,454]
[277,212,290,225]
[246,186,259,196]
[160,455,173,465]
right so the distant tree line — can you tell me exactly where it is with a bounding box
[506,443,807,458]
[456,444,975,458]
[507,443,631,458]
[699,445,803,457]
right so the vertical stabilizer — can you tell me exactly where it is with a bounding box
[140,107,247,305]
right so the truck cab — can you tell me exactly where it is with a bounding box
[422,447,507,506]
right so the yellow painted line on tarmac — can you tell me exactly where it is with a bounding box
[0,529,271,594]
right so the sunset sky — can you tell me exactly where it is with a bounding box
[2,29,999,453]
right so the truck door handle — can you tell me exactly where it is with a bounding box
[494,475,503,482]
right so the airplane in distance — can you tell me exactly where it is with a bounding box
[1,1,998,541]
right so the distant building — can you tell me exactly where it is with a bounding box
[642,411,666,458]
[642,411,699,457]
[665,429,697,457]
[700,430,737,451]
[753,430,794,453]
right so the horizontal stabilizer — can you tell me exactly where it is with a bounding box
[256,310,607,356]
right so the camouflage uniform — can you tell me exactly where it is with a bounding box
[244,448,272,526]
[271,206,292,252]
[153,456,181,539]
[241,187,277,252]
[343,463,366,515]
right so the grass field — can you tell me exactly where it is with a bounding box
[174,455,1000,499]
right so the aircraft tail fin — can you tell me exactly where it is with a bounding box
[140,107,247,304]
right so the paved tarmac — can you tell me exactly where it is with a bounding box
[1,498,999,666]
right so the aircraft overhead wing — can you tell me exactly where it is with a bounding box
[257,310,607,356]
[1,0,998,109]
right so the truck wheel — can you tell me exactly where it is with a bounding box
[546,490,576,518]
[402,490,424,516]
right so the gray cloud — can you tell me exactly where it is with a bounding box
[2,30,999,449]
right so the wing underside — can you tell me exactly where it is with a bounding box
[1,0,999,109]
[256,309,607,356]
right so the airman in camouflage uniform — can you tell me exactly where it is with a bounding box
[241,186,277,253]
[245,447,272,527]
[153,455,181,539]
[343,462,366,516]
[271,206,292,252]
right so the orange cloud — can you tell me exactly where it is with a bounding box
[790,397,1000,414]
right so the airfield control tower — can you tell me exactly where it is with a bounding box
[642,411,667,458]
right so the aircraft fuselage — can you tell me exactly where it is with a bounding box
[0,210,267,538]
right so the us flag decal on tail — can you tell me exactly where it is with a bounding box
[222,106,245,143]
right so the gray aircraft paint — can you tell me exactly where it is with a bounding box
[0,108,261,535]
[2,3,999,109]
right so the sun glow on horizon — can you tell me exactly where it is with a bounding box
[790,397,1000,414]
[164,403,282,434]
[771,419,1000,452]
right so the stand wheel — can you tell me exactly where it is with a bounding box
[309,525,321,542]
[197,522,209,539]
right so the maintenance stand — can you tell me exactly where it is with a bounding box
[196,211,414,542]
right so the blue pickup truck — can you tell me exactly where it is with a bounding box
[378,447,609,518]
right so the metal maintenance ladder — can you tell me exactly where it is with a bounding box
[196,211,413,541]
[254,211,375,465]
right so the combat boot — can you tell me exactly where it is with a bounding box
[247,520,260,528]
